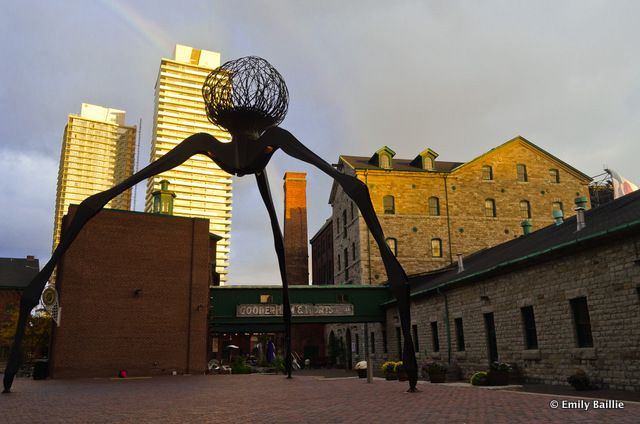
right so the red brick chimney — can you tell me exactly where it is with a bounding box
[283,172,309,285]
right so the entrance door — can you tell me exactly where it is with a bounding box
[345,329,353,369]
[484,312,498,364]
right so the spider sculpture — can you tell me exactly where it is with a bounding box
[3,56,418,393]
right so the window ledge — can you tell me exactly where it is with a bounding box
[571,347,597,360]
[522,349,541,360]
[454,351,467,360]
[430,353,441,360]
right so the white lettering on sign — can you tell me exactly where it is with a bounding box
[236,304,354,317]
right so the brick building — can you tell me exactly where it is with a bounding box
[283,172,309,285]
[49,206,214,378]
[321,136,592,285]
[0,256,40,362]
[310,219,334,285]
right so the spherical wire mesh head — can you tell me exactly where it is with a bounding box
[202,56,289,135]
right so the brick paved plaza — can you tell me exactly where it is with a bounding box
[2,374,639,423]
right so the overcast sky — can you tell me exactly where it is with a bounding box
[1,0,639,285]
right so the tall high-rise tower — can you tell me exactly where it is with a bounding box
[52,103,136,252]
[145,44,232,284]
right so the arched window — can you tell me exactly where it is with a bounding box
[552,202,563,217]
[342,210,347,238]
[482,165,493,181]
[517,164,528,182]
[379,154,391,169]
[484,199,496,217]
[520,200,531,219]
[428,197,440,216]
[431,238,442,258]
[383,195,395,214]
[386,238,397,256]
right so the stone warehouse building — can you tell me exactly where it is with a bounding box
[378,192,639,391]
[318,136,592,285]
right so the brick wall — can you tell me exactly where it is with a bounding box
[386,232,640,391]
[283,172,309,285]
[49,207,211,378]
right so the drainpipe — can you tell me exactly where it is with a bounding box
[437,287,452,364]
[365,170,372,285]
[443,176,454,265]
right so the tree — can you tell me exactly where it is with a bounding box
[0,305,51,364]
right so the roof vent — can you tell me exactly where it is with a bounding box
[552,209,564,225]
[521,219,532,235]
[574,196,588,231]
[457,254,464,273]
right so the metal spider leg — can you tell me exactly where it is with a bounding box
[255,170,293,379]
[3,132,220,393]
[261,126,419,391]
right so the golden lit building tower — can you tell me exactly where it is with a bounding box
[145,44,232,284]
[52,103,137,252]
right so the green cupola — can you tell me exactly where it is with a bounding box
[152,180,176,215]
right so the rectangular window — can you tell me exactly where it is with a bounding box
[482,165,493,180]
[549,169,560,183]
[517,164,528,182]
[412,324,420,352]
[383,195,395,214]
[344,248,349,281]
[342,210,347,238]
[370,332,376,354]
[430,321,440,352]
[355,334,360,354]
[428,197,440,216]
[382,329,388,353]
[484,199,496,217]
[396,327,402,358]
[455,317,465,351]
[431,238,442,258]
[521,306,539,349]
[352,242,356,261]
[570,297,594,348]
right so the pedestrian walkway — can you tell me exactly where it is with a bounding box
[1,374,638,423]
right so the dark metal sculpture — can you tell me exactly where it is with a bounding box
[3,56,418,393]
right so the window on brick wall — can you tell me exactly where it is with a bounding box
[549,168,560,183]
[396,327,402,358]
[455,317,465,351]
[260,294,273,304]
[412,324,420,352]
[485,199,496,217]
[431,238,442,258]
[383,195,395,214]
[355,333,360,354]
[517,164,528,182]
[430,321,440,352]
[351,202,355,220]
[552,202,564,217]
[379,154,391,169]
[570,297,593,348]
[344,248,349,281]
[382,329,388,353]
[337,254,341,270]
[370,332,376,354]
[386,238,397,256]
[352,242,356,261]
[342,210,347,238]
[520,200,531,219]
[482,165,493,180]
[429,197,440,216]
[521,306,539,349]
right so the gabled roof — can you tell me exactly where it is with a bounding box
[394,189,640,302]
[449,136,592,182]
[0,257,40,289]
[341,155,462,173]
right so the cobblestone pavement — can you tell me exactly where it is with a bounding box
[2,375,639,423]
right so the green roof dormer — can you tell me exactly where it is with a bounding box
[410,148,439,170]
[368,146,396,169]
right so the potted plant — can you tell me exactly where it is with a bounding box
[381,361,397,380]
[424,361,447,383]
[567,369,591,391]
[355,361,368,378]
[394,361,408,381]
[488,361,511,386]
[470,371,488,386]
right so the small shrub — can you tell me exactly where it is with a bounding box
[231,357,251,374]
[394,361,405,373]
[381,361,397,373]
[489,361,511,372]
[470,371,488,386]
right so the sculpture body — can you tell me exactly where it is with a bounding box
[3,57,418,393]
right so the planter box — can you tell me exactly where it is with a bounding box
[488,370,509,386]
[385,372,398,381]
[397,370,408,381]
[357,369,367,379]
[429,372,446,383]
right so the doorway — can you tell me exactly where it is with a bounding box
[484,312,498,364]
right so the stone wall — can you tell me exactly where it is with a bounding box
[385,233,640,391]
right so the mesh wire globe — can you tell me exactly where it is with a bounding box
[202,56,289,135]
